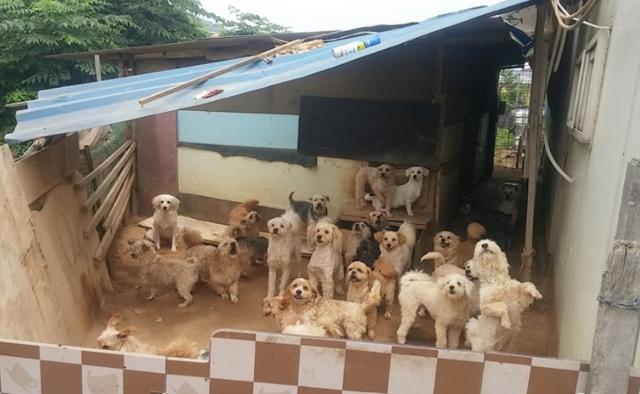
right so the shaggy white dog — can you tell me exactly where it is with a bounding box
[282,322,329,337]
[396,271,473,348]
[266,210,302,297]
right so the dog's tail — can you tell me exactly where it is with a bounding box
[361,280,382,312]
[398,222,416,249]
[182,227,203,248]
[466,222,486,242]
[240,199,260,211]
[420,252,445,268]
[282,208,303,233]
[288,191,296,204]
[399,270,431,288]
[158,337,200,358]
[354,168,369,206]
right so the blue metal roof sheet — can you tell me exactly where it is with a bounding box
[6,0,534,143]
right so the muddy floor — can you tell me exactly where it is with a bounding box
[84,215,555,357]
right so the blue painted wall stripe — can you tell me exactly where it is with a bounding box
[177,110,299,149]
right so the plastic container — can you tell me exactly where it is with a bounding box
[332,35,381,58]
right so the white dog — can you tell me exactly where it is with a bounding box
[146,194,180,253]
[496,183,520,226]
[355,164,395,211]
[282,322,329,337]
[473,239,514,329]
[375,222,416,277]
[308,220,344,298]
[396,271,473,348]
[266,210,303,297]
[366,166,428,216]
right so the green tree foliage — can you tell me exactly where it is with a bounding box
[218,6,289,36]
[499,68,530,107]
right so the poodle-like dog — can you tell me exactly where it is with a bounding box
[346,260,396,339]
[473,239,513,329]
[308,220,344,298]
[355,164,395,211]
[366,166,428,216]
[262,296,341,336]
[266,210,302,297]
[185,244,216,282]
[283,278,380,339]
[344,222,371,266]
[367,210,389,232]
[97,313,200,358]
[375,222,416,277]
[396,271,473,348]
[209,238,242,303]
[128,239,198,308]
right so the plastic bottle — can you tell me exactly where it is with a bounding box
[332,35,381,58]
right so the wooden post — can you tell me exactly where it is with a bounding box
[587,159,640,394]
[520,2,550,282]
[94,54,102,82]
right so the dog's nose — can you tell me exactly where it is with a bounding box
[296,289,302,295]
[162,206,167,210]
[449,285,455,290]
[316,235,322,241]
[465,269,471,275]
[273,228,279,234]
[482,243,488,249]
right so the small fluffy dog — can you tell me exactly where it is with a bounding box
[346,261,396,339]
[147,194,181,253]
[465,280,542,352]
[283,278,380,339]
[367,210,389,232]
[209,238,242,303]
[344,222,371,266]
[375,222,416,277]
[307,220,344,298]
[355,164,395,211]
[496,183,520,226]
[185,244,216,282]
[288,191,330,249]
[458,222,487,263]
[266,210,302,297]
[128,240,198,308]
[366,167,428,216]
[432,230,461,267]
[262,296,342,336]
[397,271,473,348]
[97,314,200,358]
[473,239,514,329]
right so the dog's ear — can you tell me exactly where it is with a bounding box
[331,225,343,252]
[373,231,384,244]
[324,195,330,202]
[127,239,135,245]
[310,285,320,301]
[117,325,137,340]
[151,195,161,209]
[405,168,411,177]
[279,296,290,309]
[436,276,448,292]
[107,313,122,328]
[397,232,407,245]
[170,196,181,209]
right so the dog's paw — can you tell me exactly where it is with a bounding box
[368,330,376,340]
[178,302,189,308]
[384,312,392,320]
[221,293,229,300]
[397,336,406,344]
[335,287,345,296]
[435,339,446,349]
[501,319,512,329]
[230,294,239,304]
[170,246,177,253]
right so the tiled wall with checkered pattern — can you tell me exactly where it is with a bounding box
[1,330,638,393]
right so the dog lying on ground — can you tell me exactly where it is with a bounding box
[209,238,242,303]
[344,222,371,266]
[355,164,395,211]
[97,314,201,358]
[128,240,198,308]
[396,271,473,348]
[283,277,381,339]
[288,191,330,249]
[366,167,428,216]
[266,210,302,297]
[375,222,416,277]
[346,260,396,339]
[262,296,342,336]
[307,220,344,298]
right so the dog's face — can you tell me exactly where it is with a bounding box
[368,210,388,229]
[309,194,329,212]
[405,166,428,182]
[286,278,318,304]
[151,194,180,212]
[267,216,291,237]
[375,230,406,252]
[464,260,479,281]
[376,164,393,179]
[501,184,520,201]
[314,221,339,246]
[217,238,239,257]
[127,239,156,259]
[351,222,371,239]
[473,239,503,259]
[434,231,460,250]
[437,273,472,300]
[96,314,136,350]
[517,282,543,310]
[244,211,261,225]
[346,261,371,283]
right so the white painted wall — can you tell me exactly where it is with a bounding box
[547,0,640,365]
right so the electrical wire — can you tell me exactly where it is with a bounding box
[550,0,602,30]
[557,1,610,29]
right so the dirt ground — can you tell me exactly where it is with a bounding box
[84,213,555,357]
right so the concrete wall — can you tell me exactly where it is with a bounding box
[0,138,111,345]
[545,0,640,365]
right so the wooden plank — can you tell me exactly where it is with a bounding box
[105,171,135,230]
[14,133,79,204]
[83,143,135,209]
[138,38,304,105]
[588,159,640,394]
[338,201,431,230]
[75,139,132,189]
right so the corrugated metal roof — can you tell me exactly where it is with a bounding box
[6,0,534,143]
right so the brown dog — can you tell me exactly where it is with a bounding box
[228,199,261,236]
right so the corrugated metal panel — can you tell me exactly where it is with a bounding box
[6,0,534,143]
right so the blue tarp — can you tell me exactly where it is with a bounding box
[6,0,534,143]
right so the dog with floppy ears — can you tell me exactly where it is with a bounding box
[308,219,344,298]
[288,191,330,249]
[355,164,395,212]
[366,166,428,216]
[375,222,416,277]
[145,194,202,253]
[266,210,303,297]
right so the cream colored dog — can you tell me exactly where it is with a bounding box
[308,220,344,298]
[283,278,380,339]
[128,239,198,308]
[266,210,303,297]
[355,164,395,211]
[148,194,181,253]
[97,314,200,358]
[346,260,396,339]
[473,239,514,329]
[366,166,428,216]
[375,222,416,277]
[209,238,242,303]
[396,271,473,348]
